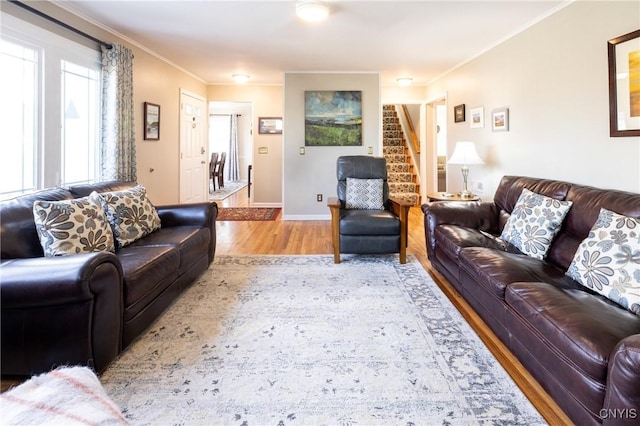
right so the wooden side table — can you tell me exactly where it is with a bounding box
[427,192,480,202]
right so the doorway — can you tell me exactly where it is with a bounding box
[179,89,208,204]
[425,95,447,195]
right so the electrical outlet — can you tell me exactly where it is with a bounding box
[317,194,323,202]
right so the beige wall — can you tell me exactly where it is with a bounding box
[282,73,380,219]
[3,1,208,205]
[207,85,283,205]
[426,0,640,200]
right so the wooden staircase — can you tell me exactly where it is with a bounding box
[382,105,421,205]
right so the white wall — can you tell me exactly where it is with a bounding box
[282,73,381,219]
[426,0,640,200]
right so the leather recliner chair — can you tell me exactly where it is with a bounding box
[327,155,411,264]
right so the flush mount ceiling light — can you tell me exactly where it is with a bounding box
[396,77,413,86]
[296,0,330,22]
[232,74,250,84]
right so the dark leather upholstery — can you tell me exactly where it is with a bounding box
[329,156,411,263]
[422,175,640,425]
[1,182,217,376]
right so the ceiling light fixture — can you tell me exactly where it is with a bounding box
[296,0,330,23]
[232,74,250,84]
[396,77,413,86]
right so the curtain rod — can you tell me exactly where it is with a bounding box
[9,0,113,49]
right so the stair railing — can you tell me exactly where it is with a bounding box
[400,105,420,154]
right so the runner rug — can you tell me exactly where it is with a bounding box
[216,207,280,221]
[100,255,545,425]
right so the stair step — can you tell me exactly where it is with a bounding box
[390,192,420,205]
[383,146,405,155]
[383,138,405,147]
[389,181,417,192]
[385,154,407,163]
[383,130,403,138]
[387,163,410,173]
[387,172,414,183]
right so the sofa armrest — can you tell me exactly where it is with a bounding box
[157,201,218,264]
[603,334,640,424]
[156,201,218,228]
[421,201,500,260]
[0,252,123,375]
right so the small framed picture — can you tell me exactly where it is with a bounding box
[454,104,465,123]
[470,106,484,128]
[144,102,160,140]
[258,117,283,134]
[492,107,509,132]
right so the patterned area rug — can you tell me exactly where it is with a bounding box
[209,181,248,201]
[216,207,280,221]
[100,255,544,425]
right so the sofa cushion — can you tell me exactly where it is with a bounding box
[500,188,572,260]
[566,208,640,315]
[127,226,210,274]
[117,245,179,319]
[506,281,640,382]
[458,247,574,300]
[32,195,115,256]
[345,178,384,210]
[95,185,161,248]
[340,209,399,235]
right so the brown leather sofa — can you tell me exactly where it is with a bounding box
[1,181,217,377]
[423,176,640,425]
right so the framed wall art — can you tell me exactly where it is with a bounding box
[454,104,465,123]
[608,29,640,137]
[470,106,484,128]
[304,90,362,146]
[258,117,283,134]
[491,107,509,132]
[144,102,160,140]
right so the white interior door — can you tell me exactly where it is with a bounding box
[179,90,208,204]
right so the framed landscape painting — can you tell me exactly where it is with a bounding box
[304,91,362,146]
[608,29,640,137]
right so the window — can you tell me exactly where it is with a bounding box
[61,60,100,186]
[0,38,38,199]
[209,114,231,155]
[0,12,101,199]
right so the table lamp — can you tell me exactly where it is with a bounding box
[448,141,484,198]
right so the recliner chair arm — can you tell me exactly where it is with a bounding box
[388,197,412,264]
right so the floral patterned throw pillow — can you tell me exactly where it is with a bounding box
[345,178,384,210]
[33,194,115,256]
[94,185,161,248]
[566,208,640,315]
[500,188,573,260]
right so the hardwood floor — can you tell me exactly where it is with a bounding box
[217,185,571,425]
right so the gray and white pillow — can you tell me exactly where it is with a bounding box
[500,188,572,259]
[33,194,115,256]
[345,178,384,210]
[94,185,161,248]
[566,208,640,315]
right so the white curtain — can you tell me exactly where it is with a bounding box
[227,114,240,182]
[101,43,136,182]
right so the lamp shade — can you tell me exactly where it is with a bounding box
[448,141,484,165]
